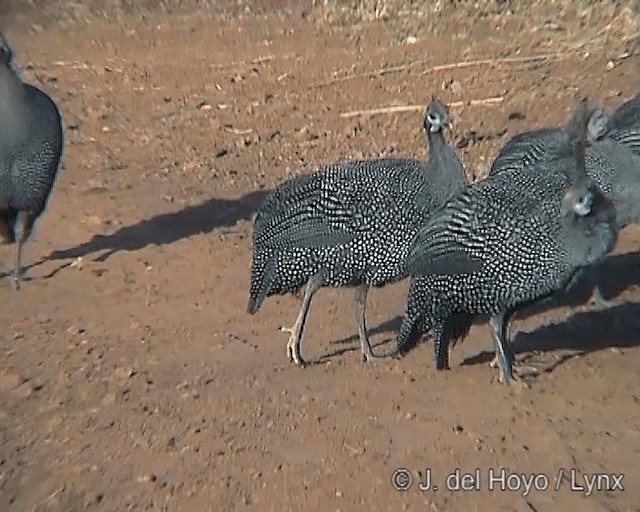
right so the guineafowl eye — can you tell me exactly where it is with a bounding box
[427,112,442,132]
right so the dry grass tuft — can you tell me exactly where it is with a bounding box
[0,0,638,52]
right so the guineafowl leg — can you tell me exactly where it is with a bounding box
[488,312,515,384]
[354,283,375,362]
[11,212,33,291]
[281,274,323,367]
[0,211,15,282]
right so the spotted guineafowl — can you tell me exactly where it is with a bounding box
[395,99,618,385]
[247,98,468,366]
[487,95,640,309]
[0,35,64,290]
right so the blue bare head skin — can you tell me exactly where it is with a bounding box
[424,97,451,134]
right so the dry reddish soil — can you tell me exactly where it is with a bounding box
[1,4,640,511]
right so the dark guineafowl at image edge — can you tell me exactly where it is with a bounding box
[0,34,64,290]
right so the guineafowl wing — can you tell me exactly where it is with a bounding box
[254,163,401,250]
[609,93,640,132]
[404,189,485,277]
[489,128,569,177]
[601,93,640,155]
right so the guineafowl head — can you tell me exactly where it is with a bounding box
[587,108,610,142]
[562,176,616,219]
[423,97,451,134]
[562,183,596,217]
[561,179,617,267]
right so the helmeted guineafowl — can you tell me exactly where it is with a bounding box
[395,98,618,385]
[487,95,640,309]
[247,97,468,366]
[0,35,64,290]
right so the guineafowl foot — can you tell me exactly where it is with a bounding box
[361,342,376,363]
[588,288,623,310]
[0,263,19,290]
[281,326,306,367]
[489,353,535,370]
[389,346,403,360]
[489,354,535,386]
[505,371,531,389]
[280,274,323,367]
[10,265,23,291]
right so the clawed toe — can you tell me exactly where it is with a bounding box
[282,326,306,367]
[505,372,530,389]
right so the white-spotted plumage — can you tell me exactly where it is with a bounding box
[248,98,468,365]
[0,35,64,290]
[397,99,619,385]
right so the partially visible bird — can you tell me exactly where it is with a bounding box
[487,94,640,309]
[247,97,468,366]
[604,92,640,155]
[0,35,64,289]
[396,98,618,385]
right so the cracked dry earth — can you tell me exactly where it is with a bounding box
[1,5,640,512]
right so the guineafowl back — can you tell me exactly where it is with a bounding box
[488,128,569,178]
[487,106,640,229]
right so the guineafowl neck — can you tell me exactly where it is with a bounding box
[426,130,445,157]
[0,66,29,146]
[561,212,617,269]
[426,129,467,195]
[0,65,25,105]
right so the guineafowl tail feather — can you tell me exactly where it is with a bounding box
[434,330,448,370]
[247,255,276,314]
[398,307,431,355]
[434,312,476,370]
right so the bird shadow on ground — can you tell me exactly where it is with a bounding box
[330,316,403,348]
[506,251,640,317]
[316,336,398,364]
[26,189,270,279]
[461,301,640,377]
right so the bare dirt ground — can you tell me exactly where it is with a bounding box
[1,1,640,511]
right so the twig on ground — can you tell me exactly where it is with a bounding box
[313,57,431,88]
[419,52,572,74]
[315,51,574,88]
[339,96,505,118]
